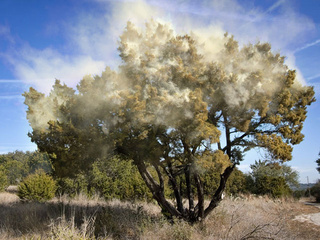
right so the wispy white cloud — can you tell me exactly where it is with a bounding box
[306,74,320,81]
[4,46,106,93]
[239,0,285,27]
[0,24,15,44]
[237,164,251,173]
[0,79,24,83]
[292,166,320,183]
[294,39,320,53]
[0,95,23,100]
[266,0,285,13]
[292,166,315,173]
[1,0,316,92]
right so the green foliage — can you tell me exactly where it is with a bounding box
[250,160,299,187]
[91,156,152,200]
[226,168,248,195]
[316,152,320,174]
[169,219,192,240]
[18,170,57,202]
[0,151,52,185]
[292,190,306,200]
[201,167,247,196]
[247,160,297,197]
[55,156,152,201]
[243,174,255,193]
[0,166,8,191]
[56,173,93,198]
[310,180,320,202]
[254,175,291,198]
[174,151,246,198]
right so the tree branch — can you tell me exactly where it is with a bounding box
[160,160,185,215]
[134,158,181,218]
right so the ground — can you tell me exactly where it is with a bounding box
[294,200,320,226]
[1,192,320,239]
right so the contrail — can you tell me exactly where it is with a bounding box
[306,74,320,81]
[0,79,24,83]
[0,95,23,99]
[294,39,320,53]
[265,0,285,14]
[239,0,285,28]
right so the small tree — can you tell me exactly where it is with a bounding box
[250,160,299,187]
[0,151,52,185]
[0,166,8,192]
[255,175,291,198]
[91,156,152,200]
[56,173,92,198]
[310,180,320,202]
[18,170,57,202]
[23,20,315,222]
[248,160,298,197]
[316,152,320,173]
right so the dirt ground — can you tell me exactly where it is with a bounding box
[294,200,320,226]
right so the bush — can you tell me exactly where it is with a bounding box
[255,175,291,198]
[56,173,93,198]
[18,170,57,202]
[310,181,320,202]
[54,156,152,200]
[91,156,152,201]
[292,190,306,200]
[0,166,8,191]
[0,151,52,185]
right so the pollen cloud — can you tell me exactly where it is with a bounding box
[2,0,316,94]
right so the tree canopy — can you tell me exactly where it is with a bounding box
[23,20,315,222]
[248,160,299,197]
[316,152,320,173]
[250,160,299,187]
[0,150,52,185]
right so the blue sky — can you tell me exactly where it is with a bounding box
[0,0,319,183]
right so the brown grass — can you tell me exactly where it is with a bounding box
[0,193,319,239]
[0,192,19,205]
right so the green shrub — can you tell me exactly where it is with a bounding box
[255,175,291,198]
[310,181,320,202]
[0,166,8,191]
[18,170,57,202]
[225,168,248,195]
[91,156,152,201]
[292,190,306,200]
[56,173,93,198]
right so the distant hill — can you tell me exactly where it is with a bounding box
[291,183,315,191]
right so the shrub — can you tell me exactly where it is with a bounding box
[56,173,93,198]
[310,180,320,202]
[55,156,153,200]
[0,166,8,191]
[292,190,306,200]
[91,156,152,201]
[255,175,291,198]
[18,170,57,202]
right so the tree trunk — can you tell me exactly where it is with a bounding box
[161,161,185,215]
[134,158,182,219]
[185,165,195,218]
[204,164,235,219]
[194,173,204,221]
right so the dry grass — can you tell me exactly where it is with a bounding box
[141,196,320,240]
[0,192,19,205]
[0,192,319,239]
